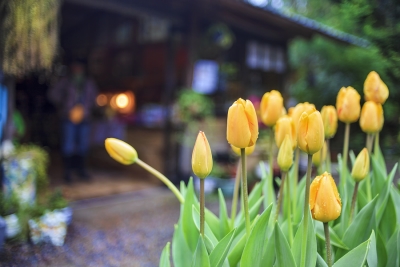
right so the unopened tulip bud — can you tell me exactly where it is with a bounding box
[312,142,327,168]
[290,102,316,132]
[321,105,338,139]
[105,138,138,165]
[227,98,259,148]
[364,71,389,104]
[297,108,325,155]
[336,86,361,123]
[231,144,255,156]
[277,135,293,172]
[309,172,341,222]
[260,90,283,126]
[351,148,370,182]
[360,101,384,134]
[275,116,297,149]
[192,131,213,179]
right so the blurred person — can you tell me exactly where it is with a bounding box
[48,59,98,183]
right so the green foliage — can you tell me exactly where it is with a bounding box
[0,0,60,76]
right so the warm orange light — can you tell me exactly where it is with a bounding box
[116,94,129,109]
[96,94,108,106]
[110,91,135,114]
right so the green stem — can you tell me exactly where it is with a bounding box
[324,222,333,267]
[269,129,274,183]
[366,134,374,201]
[230,159,241,227]
[274,171,286,221]
[241,148,251,237]
[341,123,350,187]
[300,154,313,267]
[374,132,380,154]
[136,159,184,204]
[349,181,359,224]
[326,139,331,173]
[286,171,294,245]
[200,178,205,236]
[292,148,299,214]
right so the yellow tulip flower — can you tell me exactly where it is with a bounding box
[336,86,361,123]
[192,131,213,179]
[359,101,384,134]
[105,138,138,165]
[260,90,283,126]
[231,144,255,156]
[227,98,259,148]
[275,115,297,149]
[351,148,370,182]
[277,134,293,172]
[297,108,325,155]
[321,105,338,139]
[364,71,389,104]
[309,172,341,222]
[290,102,316,132]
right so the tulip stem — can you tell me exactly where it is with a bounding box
[274,171,286,222]
[300,154,313,267]
[293,148,299,213]
[366,134,374,201]
[230,159,241,228]
[136,159,184,204]
[286,170,294,245]
[200,178,205,236]
[341,123,350,188]
[349,181,359,224]
[374,132,380,154]
[324,222,333,267]
[326,139,331,173]
[241,148,251,237]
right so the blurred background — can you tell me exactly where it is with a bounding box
[0,0,399,265]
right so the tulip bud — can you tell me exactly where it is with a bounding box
[277,134,293,172]
[231,144,255,156]
[364,71,389,104]
[290,102,316,132]
[260,90,283,126]
[105,138,138,165]
[297,108,325,155]
[312,142,327,168]
[309,172,341,222]
[359,101,384,134]
[336,86,361,123]
[351,148,370,182]
[192,131,213,179]
[321,105,338,139]
[275,116,297,149]
[227,98,259,148]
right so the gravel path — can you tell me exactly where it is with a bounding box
[0,187,222,267]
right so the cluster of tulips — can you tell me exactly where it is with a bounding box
[104,71,399,267]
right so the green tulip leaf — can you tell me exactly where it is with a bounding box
[192,205,218,251]
[191,235,210,267]
[366,231,377,267]
[260,162,276,210]
[240,204,273,267]
[180,180,187,197]
[182,178,199,252]
[235,197,264,229]
[373,140,387,175]
[315,222,349,250]
[204,208,220,238]
[227,232,246,267]
[371,154,387,197]
[159,242,171,267]
[209,229,236,267]
[172,224,193,267]
[316,253,328,267]
[294,176,306,224]
[379,189,398,242]
[332,233,371,267]
[375,163,398,224]
[274,223,296,267]
[386,227,399,267]
[218,189,231,240]
[336,196,378,259]
[291,209,317,267]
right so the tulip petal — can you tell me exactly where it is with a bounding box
[105,138,138,165]
[192,131,213,179]
[227,103,251,148]
[244,100,259,146]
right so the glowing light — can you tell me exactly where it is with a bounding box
[96,94,108,106]
[116,94,129,109]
